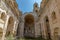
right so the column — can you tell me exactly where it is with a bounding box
[20,20,24,38]
[13,21,16,36]
[13,20,18,37]
[35,22,37,37]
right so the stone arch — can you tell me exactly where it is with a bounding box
[54,27,59,40]
[44,16,51,40]
[5,16,14,37]
[24,14,35,37]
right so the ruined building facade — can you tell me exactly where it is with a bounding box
[0,0,60,40]
[38,0,60,40]
[0,0,22,40]
[18,0,60,40]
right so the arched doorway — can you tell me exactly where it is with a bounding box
[44,16,51,40]
[5,17,14,37]
[24,14,35,38]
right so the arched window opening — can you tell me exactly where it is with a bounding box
[35,10,38,13]
[52,12,56,20]
[1,12,6,21]
[35,5,37,7]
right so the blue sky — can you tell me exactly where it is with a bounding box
[16,0,42,13]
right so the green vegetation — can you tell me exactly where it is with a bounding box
[18,36,46,40]
[6,35,14,40]
[6,36,46,40]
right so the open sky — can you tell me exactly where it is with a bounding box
[16,0,42,13]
